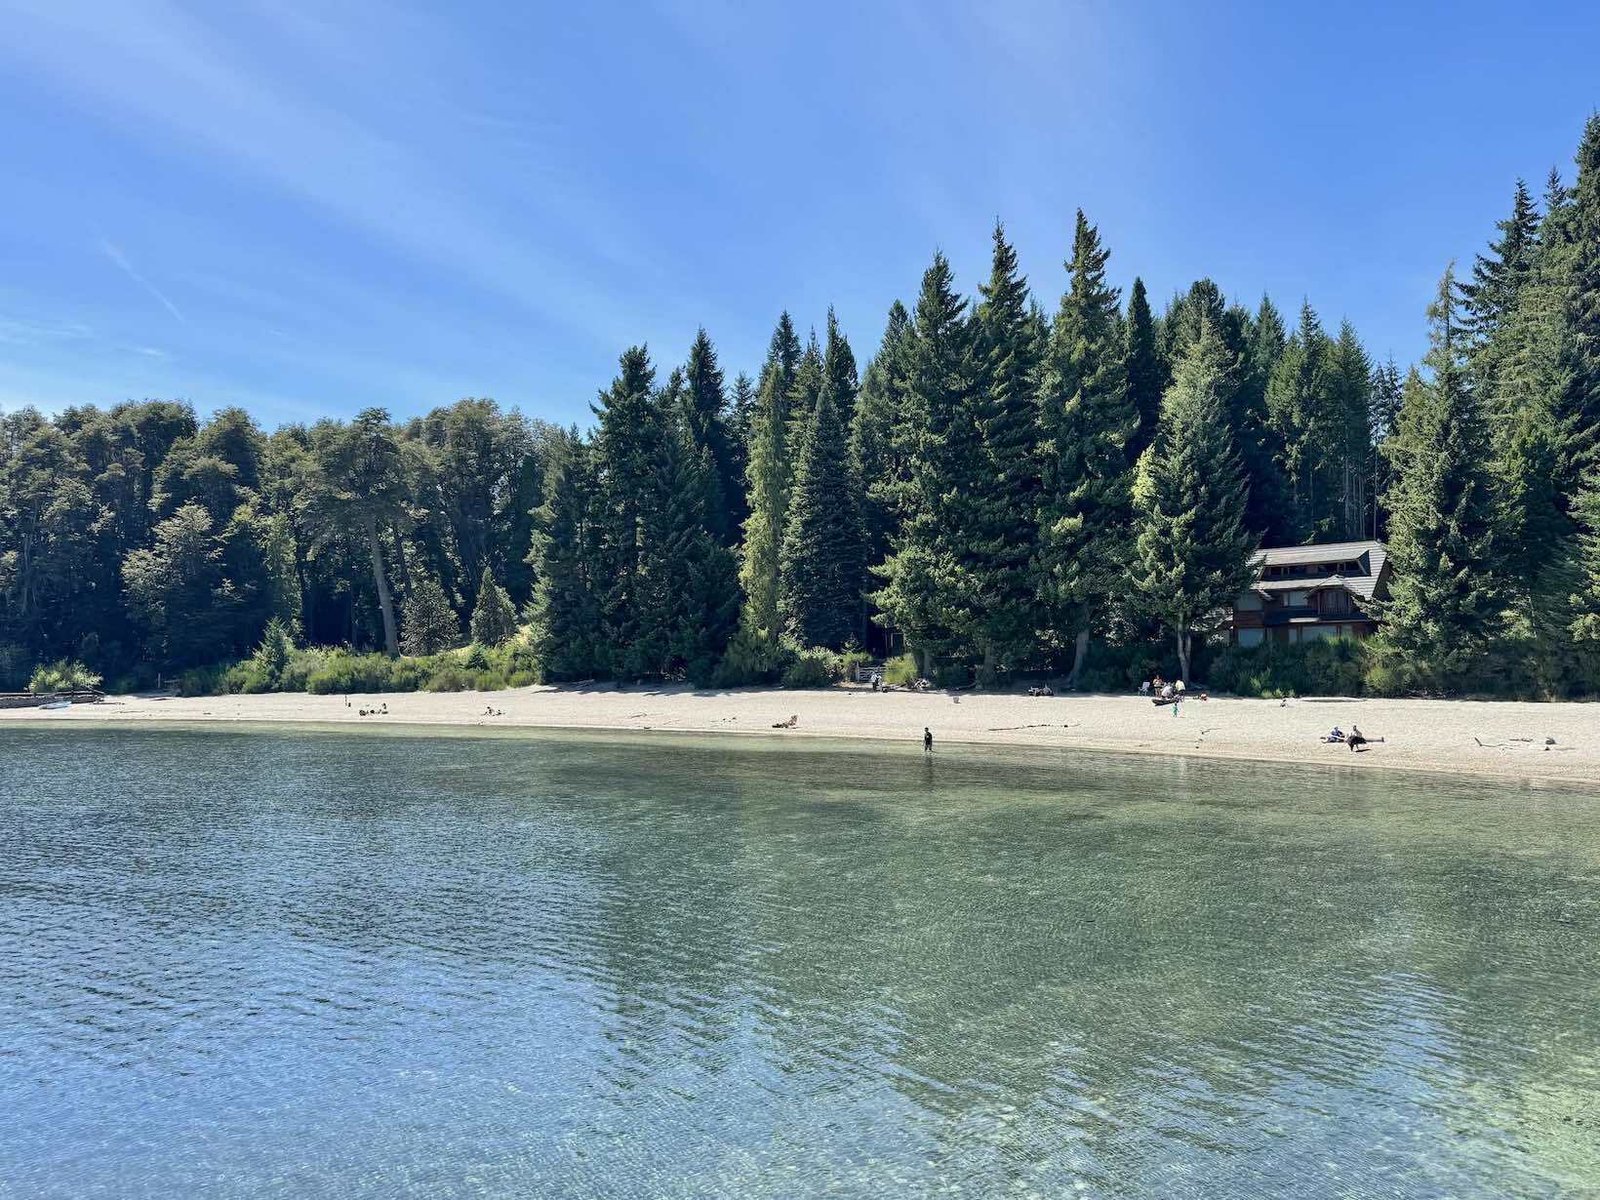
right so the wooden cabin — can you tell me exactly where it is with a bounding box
[1229,540,1390,646]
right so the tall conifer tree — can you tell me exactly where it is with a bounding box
[1130,321,1256,681]
[874,252,981,673]
[682,329,741,546]
[1123,277,1164,459]
[1037,211,1136,681]
[851,302,915,571]
[737,314,802,649]
[968,223,1042,676]
[1373,270,1506,689]
[779,377,866,649]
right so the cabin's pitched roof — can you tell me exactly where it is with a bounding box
[1246,540,1389,602]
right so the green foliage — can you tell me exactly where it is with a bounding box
[711,625,792,688]
[529,431,603,681]
[1037,211,1137,675]
[6,117,1600,701]
[873,251,983,669]
[176,664,231,697]
[1209,639,1372,698]
[881,652,919,686]
[27,659,102,694]
[231,618,296,692]
[401,575,461,656]
[1131,320,1258,681]
[1371,270,1506,690]
[738,314,802,649]
[780,647,842,688]
[779,324,866,649]
[468,567,519,647]
[969,223,1043,674]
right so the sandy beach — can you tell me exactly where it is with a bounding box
[6,684,1599,788]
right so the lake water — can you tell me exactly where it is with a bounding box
[3,726,1599,1198]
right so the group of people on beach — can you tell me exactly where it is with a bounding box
[1324,724,1377,752]
[1139,675,1208,713]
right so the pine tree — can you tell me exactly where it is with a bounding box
[591,346,663,671]
[1130,320,1256,682]
[1573,478,1600,645]
[401,573,460,656]
[1367,358,1404,538]
[630,373,738,680]
[1328,320,1375,538]
[468,566,518,646]
[1552,114,1600,492]
[1372,269,1506,689]
[1123,277,1164,459]
[682,329,742,546]
[850,301,914,570]
[1266,302,1346,538]
[787,328,825,463]
[529,432,602,681]
[1236,296,1295,542]
[965,223,1042,678]
[738,314,802,650]
[1461,179,1541,406]
[779,382,866,649]
[1038,211,1136,681]
[874,252,982,674]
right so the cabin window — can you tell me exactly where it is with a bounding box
[1237,628,1264,647]
[1236,592,1263,611]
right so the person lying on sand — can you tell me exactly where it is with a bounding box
[1347,725,1385,752]
[771,714,798,729]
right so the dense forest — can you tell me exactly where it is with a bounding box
[3,117,1598,698]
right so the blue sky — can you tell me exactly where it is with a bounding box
[1,0,1596,429]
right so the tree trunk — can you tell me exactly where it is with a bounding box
[366,516,399,656]
[1176,630,1191,683]
[978,643,996,688]
[390,523,413,600]
[1066,628,1090,687]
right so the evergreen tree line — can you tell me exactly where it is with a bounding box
[3,116,1597,696]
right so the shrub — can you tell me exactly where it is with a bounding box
[27,659,103,694]
[1208,638,1372,698]
[881,653,919,686]
[231,618,295,693]
[711,627,793,688]
[305,651,429,694]
[176,664,230,697]
[781,647,841,689]
[278,647,330,693]
[836,648,872,684]
[423,663,475,692]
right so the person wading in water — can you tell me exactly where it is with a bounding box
[923,727,933,755]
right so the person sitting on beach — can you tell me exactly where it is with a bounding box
[1160,682,1175,701]
[1325,726,1345,743]
[1348,724,1369,752]
[1175,679,1186,694]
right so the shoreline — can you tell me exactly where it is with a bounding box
[5,685,1599,790]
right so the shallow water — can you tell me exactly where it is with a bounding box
[2,727,1599,1198]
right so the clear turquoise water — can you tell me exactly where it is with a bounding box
[3,726,1599,1198]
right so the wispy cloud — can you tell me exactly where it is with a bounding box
[1,0,658,352]
[99,240,187,324]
